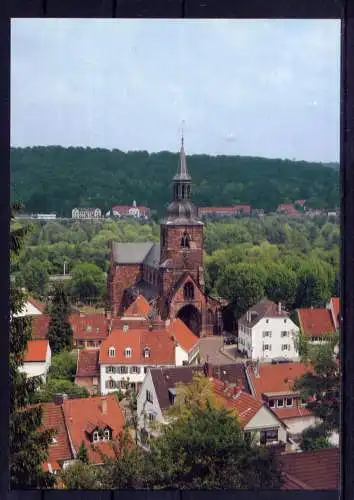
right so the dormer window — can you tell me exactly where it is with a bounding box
[51,437,57,444]
[93,431,99,442]
[104,429,111,440]
[180,231,190,249]
[108,347,115,357]
[143,347,151,358]
[124,347,132,358]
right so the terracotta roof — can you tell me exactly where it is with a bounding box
[112,204,149,215]
[76,349,100,378]
[246,362,312,398]
[39,402,73,471]
[239,299,288,327]
[330,297,340,329]
[109,317,160,330]
[99,328,175,365]
[275,406,313,419]
[279,448,339,490]
[213,379,263,427]
[297,308,336,336]
[295,199,306,206]
[32,314,50,339]
[123,295,151,317]
[62,394,125,464]
[166,318,199,353]
[70,313,109,340]
[27,296,46,313]
[24,339,49,362]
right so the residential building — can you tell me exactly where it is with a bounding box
[107,136,223,336]
[198,204,252,219]
[39,393,125,473]
[245,361,318,437]
[137,363,249,445]
[165,317,200,365]
[70,312,110,349]
[75,349,100,394]
[99,323,199,394]
[13,295,46,318]
[20,339,51,382]
[238,299,299,362]
[279,448,339,490]
[296,307,337,344]
[111,200,150,219]
[276,204,301,217]
[71,207,102,219]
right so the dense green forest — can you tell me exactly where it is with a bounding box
[12,217,340,321]
[11,146,339,217]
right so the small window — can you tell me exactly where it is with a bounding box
[124,347,132,358]
[268,399,275,408]
[130,366,140,374]
[281,331,288,337]
[144,347,151,358]
[286,398,293,407]
[263,344,271,351]
[262,331,272,338]
[144,367,148,374]
[148,413,155,422]
[104,429,111,440]
[284,319,287,323]
[108,347,115,357]
[281,344,289,351]
[277,399,284,408]
[93,431,99,442]
[86,325,92,333]
[146,390,153,403]
[106,366,115,374]
[180,231,190,249]
[265,319,269,324]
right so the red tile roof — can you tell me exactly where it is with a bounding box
[70,313,109,340]
[76,349,100,378]
[123,295,151,317]
[62,394,125,465]
[32,314,50,339]
[24,339,49,362]
[112,204,149,216]
[39,403,73,471]
[297,308,336,336]
[27,296,46,313]
[99,328,175,365]
[246,362,312,398]
[330,297,340,329]
[166,318,199,353]
[279,448,339,490]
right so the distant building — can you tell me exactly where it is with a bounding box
[238,299,299,362]
[276,204,301,217]
[111,201,150,219]
[198,204,251,219]
[72,207,101,219]
[251,208,265,217]
[35,213,57,220]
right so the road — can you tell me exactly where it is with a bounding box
[198,337,244,365]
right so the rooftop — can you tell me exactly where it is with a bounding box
[76,349,100,378]
[24,339,49,362]
[297,308,336,336]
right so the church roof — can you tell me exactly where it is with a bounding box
[143,243,161,268]
[112,242,155,264]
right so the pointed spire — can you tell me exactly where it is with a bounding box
[174,123,191,181]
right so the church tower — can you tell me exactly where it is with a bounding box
[158,135,206,332]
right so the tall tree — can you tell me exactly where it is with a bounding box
[47,283,73,354]
[10,205,56,488]
[264,263,297,310]
[70,262,106,303]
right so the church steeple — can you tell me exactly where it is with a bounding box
[173,129,191,182]
[172,133,192,201]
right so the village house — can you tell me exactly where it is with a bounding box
[245,361,318,438]
[99,320,199,395]
[20,339,51,382]
[238,299,299,362]
[276,204,301,217]
[296,296,340,344]
[13,294,46,318]
[39,393,125,474]
[111,200,150,219]
[71,207,102,219]
[75,349,100,394]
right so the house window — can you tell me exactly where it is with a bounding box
[144,367,148,373]
[284,319,287,323]
[286,398,293,407]
[146,390,153,403]
[148,413,155,423]
[106,366,115,374]
[180,231,190,249]
[118,366,128,374]
[265,319,269,324]
[86,325,92,333]
[277,399,284,408]
[281,331,288,337]
[260,429,278,445]
[281,344,289,351]
[262,331,272,338]
[104,429,111,440]
[144,347,151,358]
[124,347,132,358]
[93,431,99,442]
[263,344,271,351]
[108,347,115,357]
[268,399,275,408]
[130,366,141,374]
[184,282,194,301]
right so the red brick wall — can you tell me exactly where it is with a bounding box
[109,264,142,315]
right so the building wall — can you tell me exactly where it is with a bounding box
[109,264,142,316]
[244,406,287,444]
[174,344,189,366]
[20,344,51,382]
[282,415,319,435]
[238,317,299,361]
[75,376,99,395]
[137,371,166,444]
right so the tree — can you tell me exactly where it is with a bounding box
[48,351,77,381]
[22,258,50,299]
[295,260,333,308]
[10,205,56,488]
[70,262,106,303]
[47,283,73,354]
[145,403,283,490]
[300,423,332,451]
[31,378,89,404]
[60,460,101,489]
[76,440,89,464]
[264,263,297,310]
[216,263,266,319]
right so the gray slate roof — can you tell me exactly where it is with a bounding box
[143,244,161,269]
[112,241,157,265]
[238,299,288,328]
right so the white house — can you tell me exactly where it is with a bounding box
[98,323,197,395]
[13,295,45,318]
[71,207,101,219]
[20,339,51,382]
[238,299,299,362]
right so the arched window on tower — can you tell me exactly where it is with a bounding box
[180,231,190,249]
[184,282,194,301]
[181,185,185,198]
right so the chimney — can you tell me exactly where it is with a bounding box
[54,393,68,405]
[278,302,282,314]
[101,397,108,415]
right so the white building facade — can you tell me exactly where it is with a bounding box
[72,208,102,219]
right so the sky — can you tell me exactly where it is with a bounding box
[11,19,340,162]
